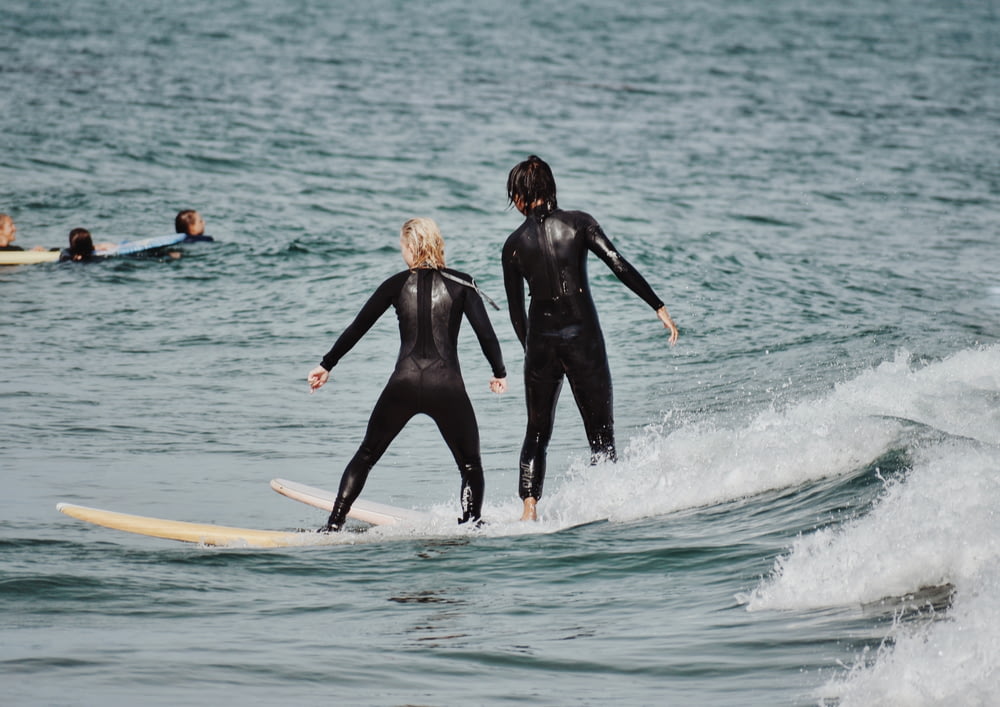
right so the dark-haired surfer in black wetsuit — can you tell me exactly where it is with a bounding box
[308,217,508,531]
[502,155,679,521]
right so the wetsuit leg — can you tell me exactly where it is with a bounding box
[519,335,565,500]
[426,380,485,523]
[326,378,416,529]
[563,333,617,463]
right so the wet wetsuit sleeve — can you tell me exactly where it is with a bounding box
[501,236,528,350]
[462,287,507,379]
[586,222,664,311]
[319,273,401,370]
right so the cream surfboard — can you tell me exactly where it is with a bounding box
[270,478,432,526]
[0,250,60,265]
[57,502,327,548]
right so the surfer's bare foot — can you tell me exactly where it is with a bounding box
[520,497,537,521]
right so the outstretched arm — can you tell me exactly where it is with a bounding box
[588,221,679,344]
[307,273,400,391]
[463,283,508,387]
[587,222,664,310]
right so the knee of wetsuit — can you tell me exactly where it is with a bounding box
[354,444,382,469]
[458,461,483,480]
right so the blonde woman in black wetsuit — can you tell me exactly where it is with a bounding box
[308,218,508,531]
[502,156,679,521]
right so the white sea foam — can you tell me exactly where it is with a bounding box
[448,346,1000,702]
[503,345,1000,701]
[742,346,1000,611]
[716,346,1000,703]
[505,346,999,529]
[745,442,1000,611]
[819,559,1000,705]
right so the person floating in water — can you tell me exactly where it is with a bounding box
[0,213,22,250]
[502,155,679,521]
[174,209,214,243]
[60,228,113,262]
[0,213,48,252]
[308,217,508,531]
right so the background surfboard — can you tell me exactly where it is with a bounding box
[0,250,60,265]
[0,233,187,265]
[101,233,186,256]
[270,478,432,526]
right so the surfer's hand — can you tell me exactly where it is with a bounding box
[656,306,679,346]
[308,365,329,392]
[490,376,508,394]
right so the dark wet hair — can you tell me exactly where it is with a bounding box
[68,228,94,260]
[175,209,199,234]
[507,155,557,213]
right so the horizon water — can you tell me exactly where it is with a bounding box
[2,0,999,705]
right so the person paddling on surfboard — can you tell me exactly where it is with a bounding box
[502,155,680,521]
[308,217,508,531]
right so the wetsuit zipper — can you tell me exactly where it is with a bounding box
[536,215,562,300]
[416,269,433,359]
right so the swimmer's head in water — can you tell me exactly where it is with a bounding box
[400,217,446,269]
[507,155,557,215]
[68,228,94,261]
[0,213,15,246]
[174,209,205,236]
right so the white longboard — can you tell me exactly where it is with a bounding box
[57,502,330,548]
[0,250,60,265]
[270,478,432,526]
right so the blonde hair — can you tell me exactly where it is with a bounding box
[400,217,446,269]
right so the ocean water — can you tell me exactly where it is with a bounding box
[2,0,999,704]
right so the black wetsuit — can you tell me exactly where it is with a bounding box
[502,206,664,500]
[58,249,93,262]
[319,267,506,528]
